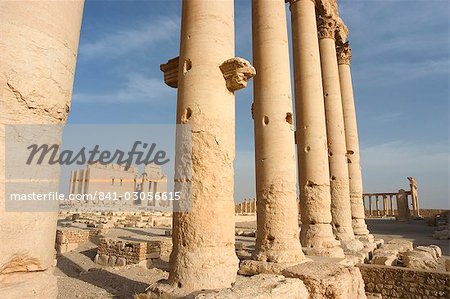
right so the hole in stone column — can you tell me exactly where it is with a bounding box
[187,35,191,39]
[285,112,293,125]
[182,107,192,123]
[331,176,336,181]
[178,282,183,288]
[183,59,192,75]
[268,235,275,242]
[329,151,333,157]
[347,158,352,163]
[347,150,355,155]
[304,146,311,152]
[325,93,329,97]
[263,116,269,126]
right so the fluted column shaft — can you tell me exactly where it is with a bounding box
[317,16,355,243]
[290,0,344,257]
[251,0,304,263]
[337,42,371,238]
[169,0,238,291]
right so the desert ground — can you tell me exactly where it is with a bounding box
[55,217,449,299]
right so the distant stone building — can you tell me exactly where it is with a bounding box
[68,162,168,209]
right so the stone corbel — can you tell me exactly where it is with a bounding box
[160,56,179,88]
[219,57,256,92]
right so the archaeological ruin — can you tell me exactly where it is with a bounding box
[0,0,448,298]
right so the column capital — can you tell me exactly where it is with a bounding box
[220,57,256,92]
[317,15,338,40]
[336,41,351,65]
[287,0,318,6]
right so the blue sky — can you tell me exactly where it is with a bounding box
[69,0,449,209]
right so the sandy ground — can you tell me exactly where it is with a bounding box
[56,218,449,298]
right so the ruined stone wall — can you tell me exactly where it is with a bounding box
[56,229,90,245]
[55,229,90,254]
[97,238,147,265]
[358,264,450,298]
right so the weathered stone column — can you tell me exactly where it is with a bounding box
[289,0,344,257]
[336,42,372,241]
[246,0,305,267]
[154,0,255,295]
[317,15,363,254]
[0,1,84,297]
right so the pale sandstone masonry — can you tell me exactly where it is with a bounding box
[336,42,371,241]
[95,238,147,266]
[250,0,304,264]
[160,0,254,294]
[289,0,344,257]
[0,1,84,298]
[55,229,90,254]
[358,264,449,298]
[317,15,363,253]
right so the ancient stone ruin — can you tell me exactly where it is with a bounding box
[0,0,448,298]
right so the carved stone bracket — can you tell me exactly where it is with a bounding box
[160,56,179,88]
[219,57,256,92]
[336,42,351,65]
[317,15,338,40]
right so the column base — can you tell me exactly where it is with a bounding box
[252,247,305,264]
[167,246,238,292]
[352,218,370,236]
[340,239,365,255]
[238,258,310,276]
[0,269,57,299]
[300,224,345,258]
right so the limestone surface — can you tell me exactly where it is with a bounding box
[404,250,438,271]
[290,0,343,258]
[251,0,304,265]
[282,262,367,299]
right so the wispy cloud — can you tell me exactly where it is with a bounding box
[73,73,173,103]
[79,16,179,59]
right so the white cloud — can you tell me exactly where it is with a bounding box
[79,16,179,59]
[73,73,174,103]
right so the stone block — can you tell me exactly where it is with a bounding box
[147,274,309,299]
[403,250,438,270]
[282,262,367,299]
[415,246,440,261]
[108,255,117,267]
[116,257,127,267]
[445,259,450,272]
[371,249,398,266]
[429,245,442,258]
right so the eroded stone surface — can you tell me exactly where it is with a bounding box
[371,249,398,266]
[251,0,304,266]
[220,57,256,92]
[404,250,438,271]
[282,262,367,299]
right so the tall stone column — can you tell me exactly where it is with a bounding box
[336,42,372,241]
[247,0,305,267]
[289,0,344,257]
[317,16,363,253]
[154,0,255,295]
[0,1,84,297]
